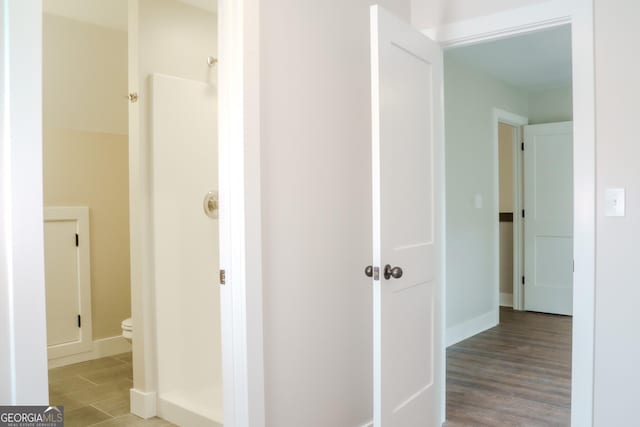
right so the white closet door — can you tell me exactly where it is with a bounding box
[45,220,80,346]
[524,122,573,315]
[44,207,92,359]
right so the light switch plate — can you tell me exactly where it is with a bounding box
[605,188,625,217]
[474,194,483,209]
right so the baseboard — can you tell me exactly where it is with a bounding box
[500,292,514,307]
[446,309,499,347]
[131,389,157,419]
[48,335,132,368]
[157,396,221,427]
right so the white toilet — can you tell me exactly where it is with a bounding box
[121,318,133,342]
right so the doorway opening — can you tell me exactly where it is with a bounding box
[41,1,131,371]
[443,24,574,425]
[42,1,228,426]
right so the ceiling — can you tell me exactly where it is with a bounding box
[445,25,572,92]
[43,0,217,32]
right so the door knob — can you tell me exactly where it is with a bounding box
[365,265,373,277]
[384,264,403,280]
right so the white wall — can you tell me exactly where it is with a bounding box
[528,86,573,124]
[0,0,49,405]
[593,0,640,424]
[444,56,528,331]
[411,0,551,29]
[260,0,410,425]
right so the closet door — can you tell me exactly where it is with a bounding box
[523,122,573,315]
[44,207,92,358]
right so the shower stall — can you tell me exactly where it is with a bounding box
[151,72,222,426]
[131,1,223,425]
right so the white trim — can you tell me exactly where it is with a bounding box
[218,1,265,426]
[493,109,528,312]
[0,0,49,405]
[446,310,498,348]
[500,292,514,308]
[428,2,595,425]
[130,389,157,419]
[423,2,574,49]
[44,207,93,360]
[157,397,222,427]
[47,335,131,369]
[127,0,157,406]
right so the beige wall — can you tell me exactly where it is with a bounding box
[498,122,515,212]
[43,14,128,135]
[498,122,515,295]
[43,13,129,340]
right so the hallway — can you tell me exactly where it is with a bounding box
[446,307,572,426]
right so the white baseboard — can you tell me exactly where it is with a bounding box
[500,292,513,307]
[131,389,157,419]
[158,397,221,427]
[48,335,131,368]
[446,309,499,347]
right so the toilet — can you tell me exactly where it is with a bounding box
[121,318,133,342]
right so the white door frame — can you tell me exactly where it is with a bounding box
[127,0,264,425]
[493,109,528,311]
[424,1,595,425]
[0,0,49,405]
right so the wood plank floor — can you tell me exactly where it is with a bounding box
[446,307,572,426]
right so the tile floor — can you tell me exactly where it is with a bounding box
[48,352,176,427]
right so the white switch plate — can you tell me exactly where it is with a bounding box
[605,188,625,217]
[474,194,483,209]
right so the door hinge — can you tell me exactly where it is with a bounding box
[77,314,81,328]
[522,276,525,285]
[522,209,525,219]
[219,269,226,285]
[128,92,138,103]
[75,233,79,247]
[521,142,524,151]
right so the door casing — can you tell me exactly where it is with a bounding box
[424,1,595,425]
[493,109,528,311]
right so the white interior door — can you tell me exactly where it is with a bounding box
[370,6,443,426]
[524,121,573,315]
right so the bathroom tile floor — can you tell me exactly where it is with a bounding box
[49,352,176,427]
